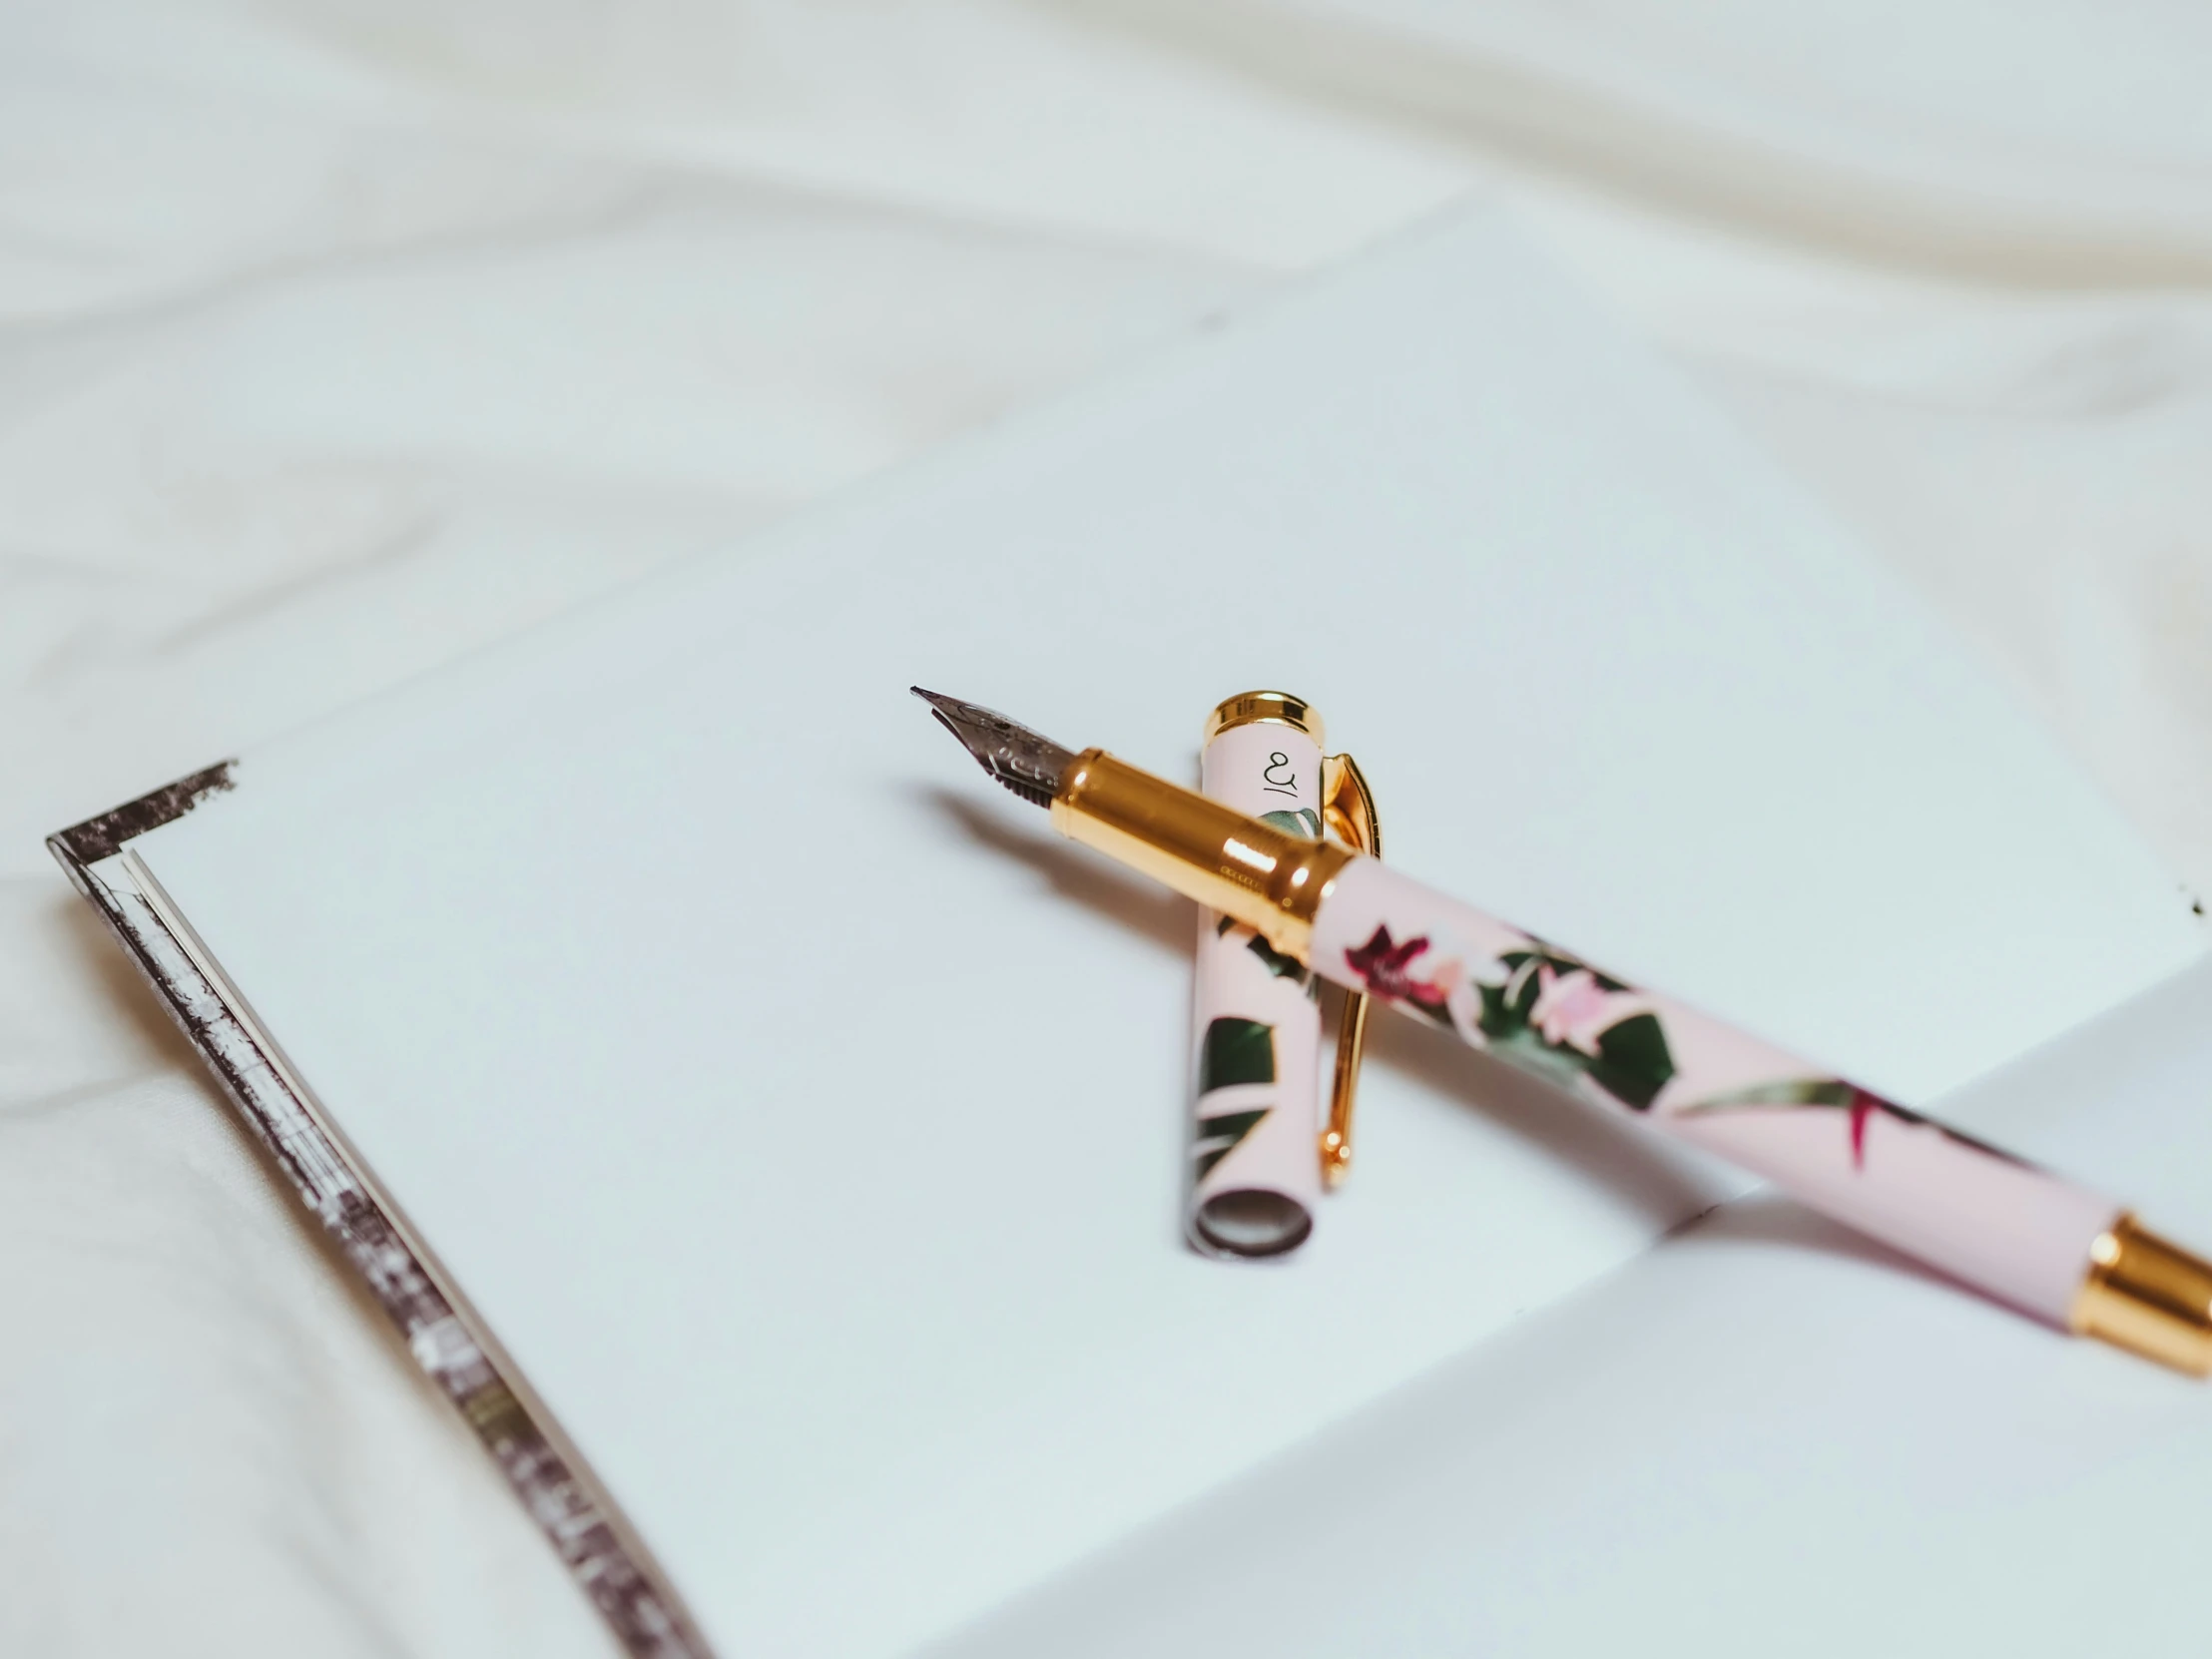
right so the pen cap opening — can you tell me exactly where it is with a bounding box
[1191,1189,1315,1259]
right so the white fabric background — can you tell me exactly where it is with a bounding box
[3,3,2209,1653]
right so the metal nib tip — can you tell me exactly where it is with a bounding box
[910,687,1077,810]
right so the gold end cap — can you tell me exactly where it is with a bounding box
[2072,1215,2212,1377]
[1205,691,1325,749]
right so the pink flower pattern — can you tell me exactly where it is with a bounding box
[1529,966,1619,1054]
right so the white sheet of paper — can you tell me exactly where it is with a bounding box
[936,952,2212,1658]
[109,209,2202,1658]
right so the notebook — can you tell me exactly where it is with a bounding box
[49,206,2205,1659]
[941,948,2212,1659]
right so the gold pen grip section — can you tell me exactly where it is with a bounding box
[2072,1215,2212,1377]
[1052,750,1354,958]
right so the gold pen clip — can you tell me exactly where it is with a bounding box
[1318,750,1380,1189]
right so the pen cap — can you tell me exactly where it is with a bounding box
[1187,695,1331,1259]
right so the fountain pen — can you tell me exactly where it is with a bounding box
[913,687,2212,1375]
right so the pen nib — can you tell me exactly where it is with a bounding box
[910,688,1076,810]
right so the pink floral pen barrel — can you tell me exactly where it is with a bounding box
[1186,695,1330,1259]
[914,689,2212,1376]
[1316,859,2135,1331]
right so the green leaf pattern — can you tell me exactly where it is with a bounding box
[1198,1016,1275,1093]
[1675,1077,2023,1171]
[1194,1017,1277,1181]
[1258,808,1322,838]
[1467,945,1676,1111]
[1216,912,1316,994]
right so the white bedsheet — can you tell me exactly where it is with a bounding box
[5,4,2210,1653]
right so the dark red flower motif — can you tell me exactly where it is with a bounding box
[1847,1087,1885,1169]
[1344,924,1452,1016]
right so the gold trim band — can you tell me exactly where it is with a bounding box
[1053,750,1353,959]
